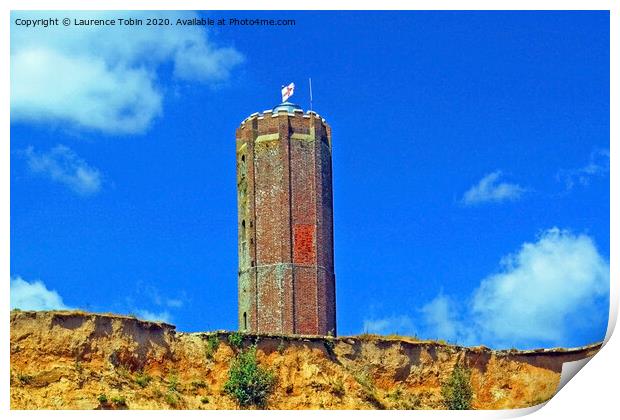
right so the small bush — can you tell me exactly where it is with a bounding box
[352,367,384,409]
[97,394,108,404]
[353,368,373,394]
[17,373,33,385]
[200,396,210,404]
[167,374,179,392]
[205,335,220,360]
[387,387,403,401]
[387,386,420,410]
[228,332,245,349]
[441,364,473,410]
[351,367,385,410]
[324,339,336,356]
[111,395,127,408]
[191,380,208,390]
[224,345,275,408]
[135,371,152,388]
[165,392,178,407]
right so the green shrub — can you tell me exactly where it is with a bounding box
[97,394,108,404]
[387,387,403,401]
[165,392,178,407]
[441,364,473,410]
[111,395,127,408]
[200,396,210,404]
[205,335,220,359]
[167,374,179,392]
[223,345,275,408]
[324,339,335,356]
[228,332,245,349]
[353,368,384,409]
[135,371,152,388]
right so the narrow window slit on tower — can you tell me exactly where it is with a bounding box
[243,312,247,330]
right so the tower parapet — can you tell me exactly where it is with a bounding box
[236,102,336,336]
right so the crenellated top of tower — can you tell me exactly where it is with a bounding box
[238,101,329,128]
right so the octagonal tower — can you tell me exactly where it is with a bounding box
[235,102,336,336]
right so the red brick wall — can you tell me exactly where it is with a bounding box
[236,109,336,336]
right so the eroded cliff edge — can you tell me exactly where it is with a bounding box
[10,310,601,410]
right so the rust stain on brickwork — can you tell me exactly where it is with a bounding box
[293,224,316,264]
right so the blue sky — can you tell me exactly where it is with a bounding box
[10,11,609,349]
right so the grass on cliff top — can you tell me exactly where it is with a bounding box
[359,332,421,341]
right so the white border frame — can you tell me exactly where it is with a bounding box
[2,2,616,419]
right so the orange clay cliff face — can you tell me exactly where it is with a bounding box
[10,310,601,410]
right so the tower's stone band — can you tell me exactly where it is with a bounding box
[236,105,336,336]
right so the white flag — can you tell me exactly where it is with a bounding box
[281,82,295,102]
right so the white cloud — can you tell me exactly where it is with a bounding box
[363,228,609,349]
[24,145,102,195]
[140,284,185,309]
[10,276,70,311]
[363,315,415,335]
[363,296,470,344]
[461,171,526,206]
[135,309,172,324]
[556,149,609,190]
[471,228,608,347]
[12,49,162,134]
[11,11,244,134]
[125,285,182,323]
[419,294,461,342]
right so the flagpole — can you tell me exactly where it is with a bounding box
[309,77,313,112]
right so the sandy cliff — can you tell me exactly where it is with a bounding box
[10,310,600,410]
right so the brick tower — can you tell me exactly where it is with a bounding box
[236,101,336,336]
